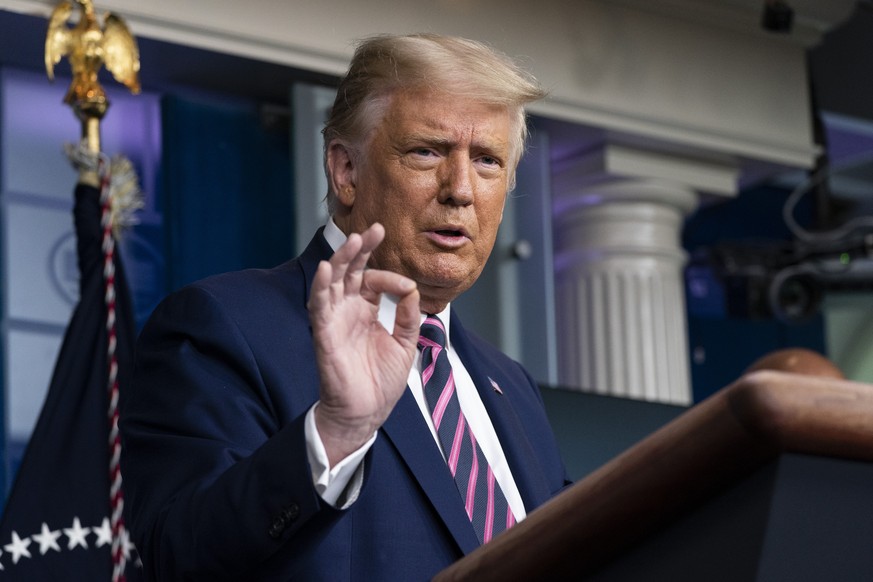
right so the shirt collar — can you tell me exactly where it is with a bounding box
[323,216,346,253]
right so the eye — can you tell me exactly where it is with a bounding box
[411,147,437,157]
[476,153,505,172]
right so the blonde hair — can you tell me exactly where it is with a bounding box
[323,33,546,212]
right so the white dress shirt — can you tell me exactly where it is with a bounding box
[305,219,526,522]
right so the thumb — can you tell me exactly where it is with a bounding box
[393,284,421,352]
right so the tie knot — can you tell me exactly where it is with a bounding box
[419,314,447,350]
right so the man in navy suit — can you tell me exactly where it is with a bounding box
[121,33,570,580]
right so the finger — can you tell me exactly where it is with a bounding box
[358,222,385,255]
[359,270,417,305]
[307,259,334,317]
[346,223,384,273]
[392,281,421,351]
[344,223,385,295]
[344,243,370,296]
[328,232,363,301]
[330,231,363,278]
[360,269,419,350]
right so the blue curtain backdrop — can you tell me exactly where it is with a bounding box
[161,95,294,292]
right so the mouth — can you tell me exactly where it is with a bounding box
[426,225,471,248]
[431,225,470,238]
[434,228,466,238]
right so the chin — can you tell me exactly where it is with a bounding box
[418,277,474,308]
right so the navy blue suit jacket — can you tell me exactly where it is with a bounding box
[120,229,570,581]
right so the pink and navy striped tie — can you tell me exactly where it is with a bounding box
[419,314,516,544]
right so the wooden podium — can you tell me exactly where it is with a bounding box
[434,370,873,581]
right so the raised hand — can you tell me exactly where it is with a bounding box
[308,223,421,466]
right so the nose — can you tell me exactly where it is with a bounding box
[438,154,474,206]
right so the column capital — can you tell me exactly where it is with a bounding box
[554,176,699,222]
[553,142,739,208]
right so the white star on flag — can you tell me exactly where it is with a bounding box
[121,526,135,560]
[64,517,90,550]
[93,517,113,548]
[4,531,32,564]
[32,523,62,555]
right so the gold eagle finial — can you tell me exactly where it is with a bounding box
[45,0,140,151]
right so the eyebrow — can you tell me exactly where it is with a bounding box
[403,132,453,147]
[403,132,508,156]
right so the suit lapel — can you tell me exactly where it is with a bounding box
[380,391,481,554]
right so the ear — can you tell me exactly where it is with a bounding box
[326,140,357,208]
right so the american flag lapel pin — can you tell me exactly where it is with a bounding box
[488,376,504,395]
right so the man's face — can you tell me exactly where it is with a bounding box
[330,89,513,313]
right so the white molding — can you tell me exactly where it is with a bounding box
[534,98,820,170]
[1,0,830,171]
[553,143,740,200]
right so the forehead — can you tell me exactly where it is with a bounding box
[378,89,513,147]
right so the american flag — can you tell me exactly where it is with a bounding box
[0,182,142,580]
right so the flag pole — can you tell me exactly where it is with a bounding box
[45,3,141,580]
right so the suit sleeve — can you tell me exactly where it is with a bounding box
[120,284,341,579]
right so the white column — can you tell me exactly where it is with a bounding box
[552,145,737,405]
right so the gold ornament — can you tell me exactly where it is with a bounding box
[45,0,140,152]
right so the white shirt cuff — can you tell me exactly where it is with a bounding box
[304,404,376,508]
